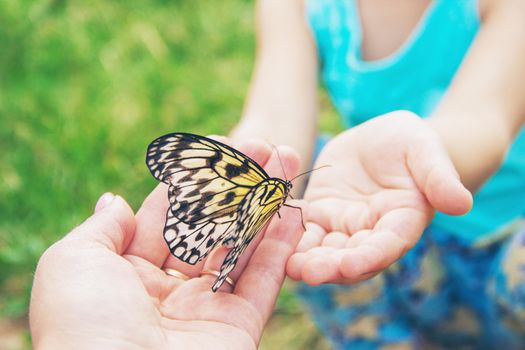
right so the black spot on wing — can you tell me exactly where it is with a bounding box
[219,191,236,205]
[241,158,251,173]
[224,163,241,178]
[187,188,200,197]
[176,241,188,250]
[224,159,251,179]
[180,170,199,183]
[178,201,190,212]
[199,191,216,205]
[207,150,222,167]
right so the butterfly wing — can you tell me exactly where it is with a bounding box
[163,185,237,264]
[212,178,289,292]
[146,133,269,263]
[147,132,268,187]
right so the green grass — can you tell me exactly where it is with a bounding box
[0,0,338,347]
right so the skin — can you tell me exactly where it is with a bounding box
[233,0,525,285]
[30,140,303,350]
[287,112,472,284]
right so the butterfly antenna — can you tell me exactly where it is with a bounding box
[273,145,288,181]
[290,165,331,182]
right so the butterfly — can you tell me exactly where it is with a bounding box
[146,132,302,292]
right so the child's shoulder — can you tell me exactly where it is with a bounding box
[479,0,520,22]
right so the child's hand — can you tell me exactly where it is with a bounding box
[287,111,473,285]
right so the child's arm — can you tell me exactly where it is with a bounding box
[429,0,525,190]
[231,0,318,178]
[287,0,525,285]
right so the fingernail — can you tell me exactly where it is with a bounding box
[95,192,115,212]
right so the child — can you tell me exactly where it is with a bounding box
[232,0,525,348]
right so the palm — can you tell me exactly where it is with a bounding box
[39,244,265,349]
[112,255,262,350]
[287,113,472,285]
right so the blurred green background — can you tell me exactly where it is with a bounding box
[0,0,338,348]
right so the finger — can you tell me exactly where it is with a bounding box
[321,231,349,248]
[66,193,135,254]
[374,207,427,249]
[233,205,304,324]
[301,248,343,285]
[424,166,473,214]
[125,183,171,267]
[340,207,423,278]
[339,230,407,279]
[233,138,273,168]
[286,252,308,281]
[287,223,328,280]
[289,245,337,282]
[298,244,386,285]
[94,192,116,213]
[295,223,327,252]
[330,270,382,285]
[407,132,473,215]
[289,241,389,285]
[290,230,350,283]
[264,144,300,179]
[345,229,373,248]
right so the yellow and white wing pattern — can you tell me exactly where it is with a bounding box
[212,178,289,291]
[146,132,291,291]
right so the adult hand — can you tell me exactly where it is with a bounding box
[30,139,303,350]
[287,111,473,285]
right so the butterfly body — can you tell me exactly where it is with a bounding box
[146,133,293,291]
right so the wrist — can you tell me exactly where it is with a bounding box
[425,112,510,191]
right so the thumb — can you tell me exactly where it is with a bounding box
[408,135,473,216]
[65,193,136,254]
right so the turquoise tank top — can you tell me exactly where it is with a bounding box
[307,0,525,242]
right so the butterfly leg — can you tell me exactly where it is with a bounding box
[283,204,306,231]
